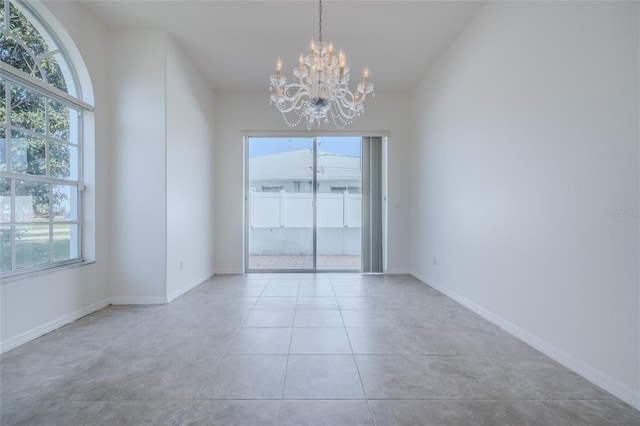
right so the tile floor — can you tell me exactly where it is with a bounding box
[1,273,639,425]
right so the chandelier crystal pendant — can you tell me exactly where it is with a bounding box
[269,0,374,129]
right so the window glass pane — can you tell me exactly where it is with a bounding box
[0,176,10,223]
[8,2,49,57]
[0,126,6,172]
[0,225,11,273]
[10,83,45,134]
[15,223,49,269]
[41,53,69,94]
[248,137,315,270]
[0,0,5,29]
[49,141,77,180]
[316,136,362,271]
[15,179,48,221]
[48,99,73,142]
[10,130,46,175]
[53,223,78,261]
[0,78,5,124]
[53,185,77,221]
[0,33,43,80]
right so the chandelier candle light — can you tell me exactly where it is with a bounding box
[270,0,374,129]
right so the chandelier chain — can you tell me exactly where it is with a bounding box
[318,0,322,42]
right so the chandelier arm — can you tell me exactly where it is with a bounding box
[335,90,357,108]
[272,85,310,113]
[275,83,308,102]
[275,100,305,114]
[333,98,358,120]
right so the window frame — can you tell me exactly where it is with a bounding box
[0,0,92,279]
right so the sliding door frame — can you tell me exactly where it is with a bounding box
[243,131,389,273]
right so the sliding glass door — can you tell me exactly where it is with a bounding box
[246,137,314,270]
[246,135,379,272]
[316,137,362,270]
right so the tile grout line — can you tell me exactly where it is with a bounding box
[342,300,380,426]
[194,280,246,402]
[337,293,377,426]
[279,279,300,406]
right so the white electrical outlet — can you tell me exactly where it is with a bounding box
[432,257,437,266]
[180,260,184,270]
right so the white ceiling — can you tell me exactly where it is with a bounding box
[80,0,485,92]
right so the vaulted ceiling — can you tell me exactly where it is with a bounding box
[80,1,485,92]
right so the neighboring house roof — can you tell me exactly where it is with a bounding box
[249,150,361,181]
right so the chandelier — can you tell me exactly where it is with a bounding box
[269,0,374,129]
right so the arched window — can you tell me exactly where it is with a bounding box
[0,0,92,278]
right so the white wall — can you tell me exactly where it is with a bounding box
[166,37,216,301]
[214,92,411,274]
[1,1,111,351]
[109,32,217,303]
[109,30,167,303]
[410,1,639,408]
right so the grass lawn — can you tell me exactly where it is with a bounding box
[1,239,73,272]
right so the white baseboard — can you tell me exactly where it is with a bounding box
[110,296,167,305]
[0,298,111,354]
[167,274,214,302]
[411,270,640,411]
[2,284,208,354]
[385,268,412,275]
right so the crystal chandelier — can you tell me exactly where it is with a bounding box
[269,0,374,129]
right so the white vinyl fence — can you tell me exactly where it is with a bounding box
[249,190,361,255]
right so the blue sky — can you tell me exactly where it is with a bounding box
[248,136,361,158]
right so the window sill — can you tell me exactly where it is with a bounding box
[0,260,96,285]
